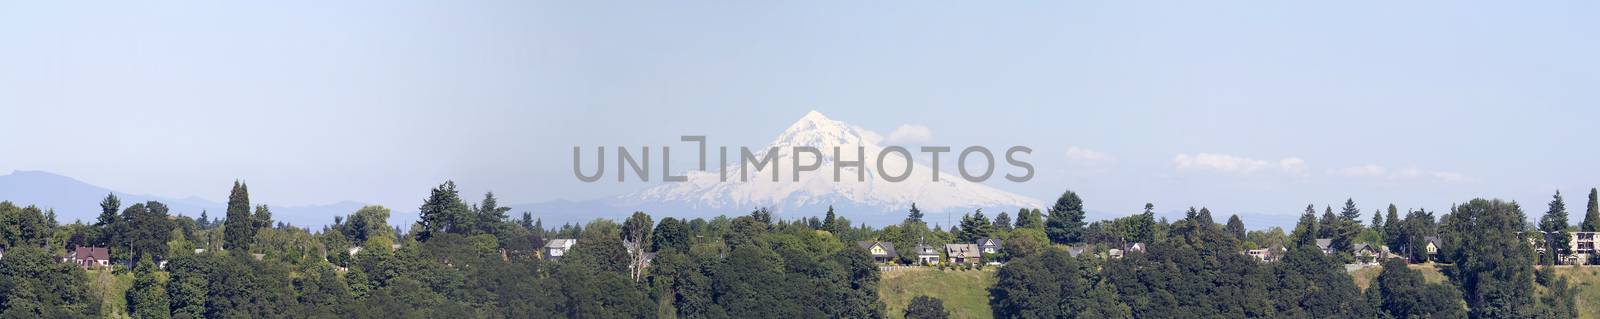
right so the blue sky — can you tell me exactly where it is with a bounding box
[2,1,1597,226]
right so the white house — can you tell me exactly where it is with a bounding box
[545,239,577,260]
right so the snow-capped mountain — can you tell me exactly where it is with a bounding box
[610,110,1040,224]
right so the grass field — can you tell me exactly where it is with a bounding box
[879,267,997,319]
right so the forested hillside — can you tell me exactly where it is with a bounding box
[3,183,1599,318]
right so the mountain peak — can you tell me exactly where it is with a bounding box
[621,111,1039,224]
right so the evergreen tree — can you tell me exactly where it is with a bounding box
[417,180,470,241]
[1014,208,1044,230]
[1539,190,1571,263]
[1384,204,1403,254]
[1339,198,1362,221]
[1225,214,1247,243]
[1370,209,1383,231]
[825,206,839,233]
[222,181,253,250]
[1584,188,1600,232]
[1045,190,1086,244]
[905,203,923,224]
[95,193,120,247]
[1290,205,1319,248]
[252,204,273,230]
[957,209,994,243]
[994,212,1013,232]
[474,192,511,235]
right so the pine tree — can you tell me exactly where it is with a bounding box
[905,203,923,224]
[1539,190,1571,263]
[825,206,839,232]
[994,211,1013,232]
[1370,209,1383,230]
[417,180,470,241]
[1339,198,1362,221]
[223,181,254,250]
[1583,188,1600,232]
[94,193,120,248]
[1383,204,1403,253]
[1225,214,1247,242]
[1045,190,1086,244]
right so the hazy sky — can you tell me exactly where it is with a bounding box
[3,1,1597,223]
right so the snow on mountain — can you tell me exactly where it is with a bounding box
[615,110,1040,223]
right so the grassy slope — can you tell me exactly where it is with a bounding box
[885,263,1600,319]
[879,267,997,319]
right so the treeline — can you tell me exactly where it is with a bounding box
[989,192,1587,319]
[0,181,887,318]
[4,184,1598,318]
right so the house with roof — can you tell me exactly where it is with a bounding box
[1423,236,1441,257]
[1245,248,1278,262]
[945,244,981,265]
[1109,242,1146,259]
[1314,239,1336,255]
[1352,243,1385,262]
[977,238,1003,255]
[68,247,110,269]
[858,241,898,264]
[911,244,941,265]
[544,239,577,260]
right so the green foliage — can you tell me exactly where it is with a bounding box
[956,209,994,243]
[0,245,98,317]
[1443,198,1538,318]
[904,295,948,319]
[124,202,174,264]
[991,248,1130,318]
[1045,190,1086,245]
[1584,188,1600,232]
[127,257,170,319]
[416,181,472,241]
[222,181,255,251]
[1541,190,1572,261]
[1372,258,1466,318]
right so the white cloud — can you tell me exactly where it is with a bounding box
[1065,146,1115,163]
[1174,153,1276,173]
[1279,157,1306,173]
[1328,164,1466,183]
[885,124,932,144]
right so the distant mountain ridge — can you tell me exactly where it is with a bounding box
[0,170,365,228]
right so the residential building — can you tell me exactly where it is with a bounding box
[977,238,1003,254]
[945,244,981,265]
[911,244,940,265]
[1423,236,1441,257]
[1245,248,1277,262]
[858,241,898,264]
[68,247,110,268]
[1314,239,1335,255]
[544,239,577,260]
[1110,242,1146,259]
